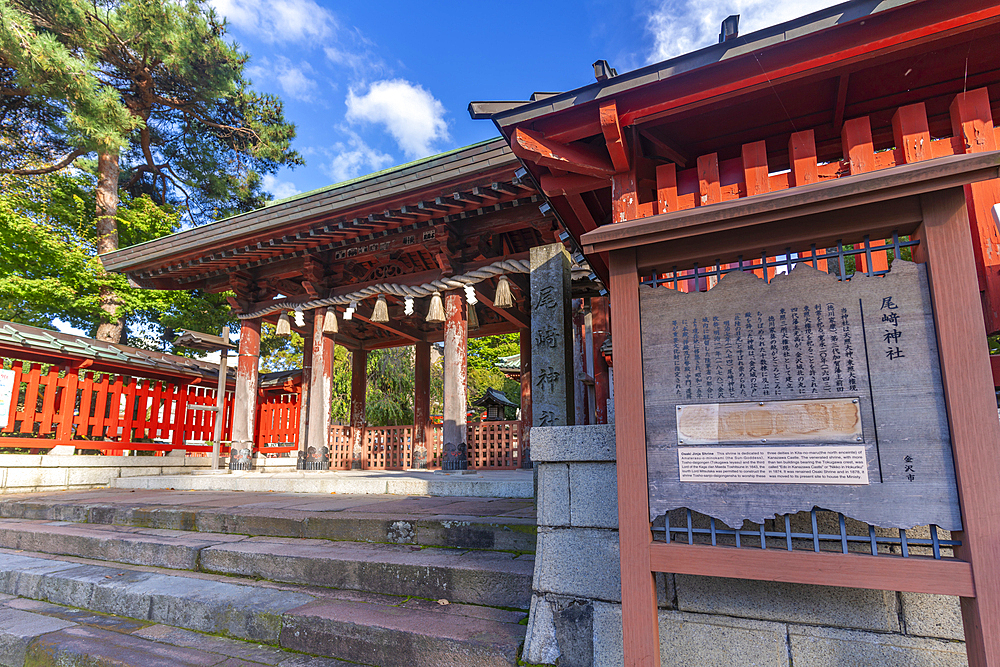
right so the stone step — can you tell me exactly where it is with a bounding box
[0,490,536,553]
[0,548,525,666]
[0,599,351,666]
[0,519,534,608]
[109,469,535,498]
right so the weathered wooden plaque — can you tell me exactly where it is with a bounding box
[640,261,961,530]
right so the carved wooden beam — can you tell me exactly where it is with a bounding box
[511,127,616,178]
[540,173,608,197]
[600,100,630,172]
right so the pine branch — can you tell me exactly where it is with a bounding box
[0,148,85,175]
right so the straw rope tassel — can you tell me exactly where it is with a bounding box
[426,291,445,323]
[494,275,514,308]
[372,295,389,323]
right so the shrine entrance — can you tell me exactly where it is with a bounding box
[102,139,610,473]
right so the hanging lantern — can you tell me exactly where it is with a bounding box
[495,275,514,309]
[372,294,389,323]
[426,291,445,323]
[276,312,292,337]
[344,300,358,321]
[403,295,414,316]
[468,303,480,330]
[464,284,477,305]
[322,308,339,334]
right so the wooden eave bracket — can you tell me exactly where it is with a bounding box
[600,100,630,172]
[511,127,615,179]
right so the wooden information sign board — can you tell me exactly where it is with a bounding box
[640,261,961,530]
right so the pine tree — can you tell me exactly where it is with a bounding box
[0,0,302,341]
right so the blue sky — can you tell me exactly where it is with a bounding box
[210,0,843,200]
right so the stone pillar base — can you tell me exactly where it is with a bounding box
[296,446,331,471]
[228,441,256,471]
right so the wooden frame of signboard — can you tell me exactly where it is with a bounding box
[580,151,1000,667]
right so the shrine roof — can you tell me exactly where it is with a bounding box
[100,137,523,281]
[473,0,924,130]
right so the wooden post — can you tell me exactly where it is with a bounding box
[442,292,469,470]
[519,330,532,468]
[297,322,313,461]
[949,88,1000,332]
[591,296,611,425]
[413,341,431,469]
[349,348,368,470]
[916,187,1000,666]
[610,247,660,667]
[307,307,333,462]
[210,325,229,470]
[230,317,260,470]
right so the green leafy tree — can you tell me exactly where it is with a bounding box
[0,171,233,351]
[0,0,301,341]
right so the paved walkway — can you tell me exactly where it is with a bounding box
[0,487,536,519]
[109,468,536,498]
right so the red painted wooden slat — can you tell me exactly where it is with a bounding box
[950,87,1000,332]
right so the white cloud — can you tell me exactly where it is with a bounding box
[262,174,301,200]
[319,132,394,183]
[345,80,449,159]
[646,0,843,63]
[246,58,317,101]
[210,0,335,44]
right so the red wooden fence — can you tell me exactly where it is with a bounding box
[1,360,234,453]
[327,421,518,471]
[3,359,521,469]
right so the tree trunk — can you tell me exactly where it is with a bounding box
[95,151,123,342]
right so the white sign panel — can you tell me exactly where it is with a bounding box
[678,446,869,484]
[0,369,16,429]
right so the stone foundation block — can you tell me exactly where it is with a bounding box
[532,425,616,463]
[536,464,570,527]
[569,463,617,528]
[675,575,899,632]
[789,624,966,666]
[900,592,965,641]
[592,602,790,667]
[535,527,620,602]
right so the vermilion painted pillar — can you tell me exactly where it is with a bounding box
[592,296,611,425]
[307,307,333,464]
[349,348,368,469]
[442,292,468,470]
[296,321,313,461]
[519,330,532,468]
[231,317,261,469]
[413,341,431,469]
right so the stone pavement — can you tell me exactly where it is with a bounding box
[110,468,536,498]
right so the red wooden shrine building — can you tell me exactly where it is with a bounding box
[467,0,1000,664]
[102,140,609,471]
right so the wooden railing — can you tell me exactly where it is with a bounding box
[327,420,520,470]
[255,392,299,455]
[0,360,233,453]
[467,420,521,470]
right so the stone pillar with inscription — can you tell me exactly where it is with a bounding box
[519,330,532,467]
[530,243,575,428]
[442,292,469,470]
